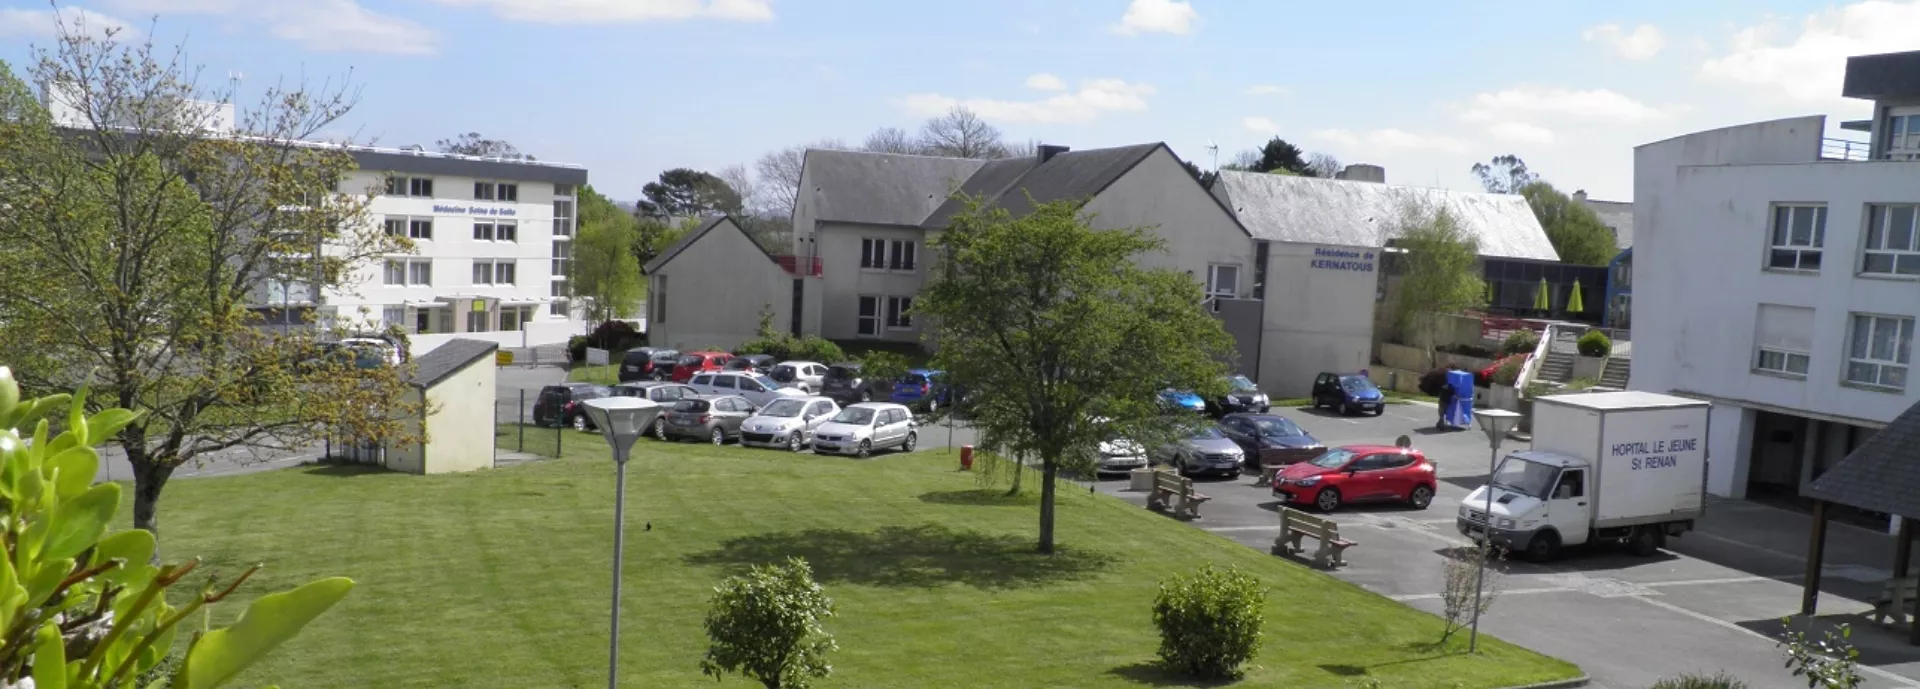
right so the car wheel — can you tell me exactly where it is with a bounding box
[902,431,918,452]
[1526,530,1562,562]
[652,417,667,441]
[710,428,725,445]
[571,415,588,432]
[1340,402,1354,416]
[1408,484,1434,509]
[788,432,804,453]
[927,398,939,414]
[1314,487,1342,512]
[855,439,872,458]
[859,390,871,403]
[1371,406,1385,417]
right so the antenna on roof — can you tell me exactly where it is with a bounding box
[226,71,243,103]
[1205,139,1219,171]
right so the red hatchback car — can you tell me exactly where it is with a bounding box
[671,351,732,383]
[1271,445,1437,512]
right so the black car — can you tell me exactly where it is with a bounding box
[1207,374,1271,416]
[820,362,884,405]
[618,347,674,382]
[532,383,613,431]
[1218,413,1325,471]
[646,349,683,380]
[725,354,777,373]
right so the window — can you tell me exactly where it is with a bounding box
[474,222,495,241]
[552,240,572,276]
[1863,204,1920,277]
[888,240,916,271]
[1767,205,1825,271]
[1847,313,1913,391]
[861,239,885,270]
[1553,470,1585,499]
[472,260,495,285]
[467,310,490,333]
[473,181,495,201]
[1207,264,1240,299]
[886,296,913,330]
[383,260,406,286]
[857,296,879,336]
[1252,242,1269,299]
[500,306,523,333]
[385,176,402,196]
[552,279,569,298]
[552,199,574,237]
[1754,304,1814,378]
[383,217,406,237]
[408,260,432,285]
[409,218,433,240]
[498,183,518,202]
[495,261,516,285]
[382,306,405,329]
[1889,112,1920,159]
[550,299,569,317]
[495,222,517,242]
[653,275,665,324]
[713,376,737,390]
[409,177,433,197]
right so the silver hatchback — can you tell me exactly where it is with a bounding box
[739,397,840,451]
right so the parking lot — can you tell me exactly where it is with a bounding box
[1097,400,1920,689]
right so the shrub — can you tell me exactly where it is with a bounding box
[1152,563,1266,681]
[1778,619,1863,689]
[789,335,846,363]
[1651,672,1749,689]
[588,319,641,350]
[733,334,848,364]
[1439,541,1506,644]
[701,557,836,689]
[1499,330,1540,356]
[1491,355,1525,386]
[1418,367,1450,396]
[1577,329,1612,358]
[567,335,588,363]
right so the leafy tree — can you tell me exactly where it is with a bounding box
[1517,181,1618,265]
[1250,137,1312,176]
[572,185,646,324]
[0,33,417,542]
[1471,154,1539,194]
[638,167,743,219]
[0,370,355,688]
[1152,564,1267,680]
[633,216,699,274]
[1389,201,1487,369]
[918,105,1008,159]
[434,132,532,160]
[1438,541,1506,644]
[1179,159,1217,188]
[1305,151,1343,178]
[917,198,1232,553]
[861,126,920,154]
[700,557,837,689]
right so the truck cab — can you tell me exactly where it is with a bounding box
[1459,450,1606,560]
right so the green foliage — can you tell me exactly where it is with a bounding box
[0,368,352,689]
[1151,564,1266,681]
[1499,330,1540,356]
[1250,137,1311,176]
[1391,202,1487,366]
[1650,672,1749,689]
[1778,619,1863,689]
[640,168,743,218]
[634,216,698,274]
[1567,377,1598,391]
[1576,330,1613,358]
[1492,356,1525,387]
[700,557,836,689]
[1471,154,1539,195]
[1519,182,1618,266]
[735,305,847,364]
[855,351,911,386]
[573,185,647,324]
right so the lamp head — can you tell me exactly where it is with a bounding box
[582,396,661,460]
[1474,408,1523,448]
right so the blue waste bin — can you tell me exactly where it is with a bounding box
[1445,370,1475,428]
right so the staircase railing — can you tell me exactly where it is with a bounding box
[1514,322,1585,395]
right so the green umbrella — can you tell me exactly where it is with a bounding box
[1533,278,1551,311]
[1567,279,1585,313]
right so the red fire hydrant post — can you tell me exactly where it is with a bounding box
[960,445,974,471]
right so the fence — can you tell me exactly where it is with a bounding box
[496,388,566,463]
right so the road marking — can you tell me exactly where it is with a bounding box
[1641,575,1783,589]
[1627,594,1920,689]
[1389,586,1572,602]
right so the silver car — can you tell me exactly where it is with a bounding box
[739,396,840,451]
[1153,425,1247,477]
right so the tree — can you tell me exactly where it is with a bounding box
[860,126,920,155]
[1002,138,1039,159]
[1250,137,1311,176]
[1305,151,1342,178]
[700,557,837,689]
[1389,201,1487,368]
[1517,181,1618,265]
[1179,159,1217,189]
[1438,541,1506,645]
[639,167,743,219]
[1222,149,1260,171]
[918,105,1008,159]
[1471,154,1539,194]
[434,132,532,160]
[755,139,847,221]
[633,216,700,274]
[0,371,355,689]
[916,198,1232,553]
[0,30,418,542]
[572,185,646,324]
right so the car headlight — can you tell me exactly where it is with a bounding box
[1495,518,1516,529]
[1254,393,1268,403]
[1296,476,1321,486]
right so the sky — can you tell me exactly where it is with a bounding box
[1,0,1915,204]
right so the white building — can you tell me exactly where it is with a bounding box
[1632,49,1920,510]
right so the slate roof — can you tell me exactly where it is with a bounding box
[920,143,1164,228]
[1212,171,1560,261]
[408,339,498,389]
[802,150,987,226]
[1581,197,1635,250]
[1807,400,1920,517]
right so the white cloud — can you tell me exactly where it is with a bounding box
[0,5,140,39]
[1312,128,1469,153]
[1242,116,1280,135]
[1241,84,1288,97]
[1456,86,1668,124]
[1112,0,1196,36]
[101,0,435,53]
[426,0,772,23]
[1582,23,1667,60]
[1485,121,1556,144]
[898,77,1155,125]
[1699,0,1920,104]
[1024,73,1067,91]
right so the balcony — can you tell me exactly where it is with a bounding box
[1822,137,1871,161]
[775,255,823,277]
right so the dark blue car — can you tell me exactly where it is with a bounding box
[1312,372,1385,416]
[1158,389,1206,414]
[890,369,953,412]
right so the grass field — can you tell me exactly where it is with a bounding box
[129,433,1578,688]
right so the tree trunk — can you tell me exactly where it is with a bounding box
[1037,455,1058,554]
[130,457,174,555]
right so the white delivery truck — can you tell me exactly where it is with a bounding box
[1456,390,1711,561]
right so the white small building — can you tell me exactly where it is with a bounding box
[1632,48,1920,509]
[382,338,499,474]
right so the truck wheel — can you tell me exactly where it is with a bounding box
[1525,530,1561,561]
[1408,485,1434,509]
[1628,527,1662,557]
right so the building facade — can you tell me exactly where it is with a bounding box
[1632,49,1920,512]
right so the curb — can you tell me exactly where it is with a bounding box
[1495,675,1590,689]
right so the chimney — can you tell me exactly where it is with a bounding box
[1573,189,1588,202]
[1335,163,1386,183]
[1038,144,1070,162]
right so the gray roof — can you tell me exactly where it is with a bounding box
[1807,400,1920,516]
[1213,171,1559,261]
[409,339,498,389]
[1581,197,1635,250]
[922,143,1163,228]
[803,150,986,226]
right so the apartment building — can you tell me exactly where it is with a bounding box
[1631,49,1920,512]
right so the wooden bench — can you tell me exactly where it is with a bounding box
[1273,507,1356,569]
[1146,471,1210,520]
[1256,462,1286,487]
[1872,576,1919,626]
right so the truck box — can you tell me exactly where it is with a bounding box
[1531,391,1711,529]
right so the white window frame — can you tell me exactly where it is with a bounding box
[473,222,495,241]
[407,260,432,286]
[388,176,435,198]
[1754,348,1811,378]
[1765,204,1825,273]
[498,183,518,202]
[886,296,913,330]
[409,218,434,240]
[472,260,495,285]
[495,261,517,285]
[552,199,574,237]
[1862,203,1920,278]
[856,295,880,337]
[860,238,885,271]
[383,217,406,237]
[550,299,569,317]
[467,310,491,333]
[888,240,917,272]
[1206,264,1240,299]
[1845,312,1914,392]
[382,306,406,329]
[383,260,406,286]
[496,221,517,242]
[1888,110,1920,160]
[473,181,495,201]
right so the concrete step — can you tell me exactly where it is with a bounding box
[1600,358,1632,388]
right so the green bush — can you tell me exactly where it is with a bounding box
[1152,563,1266,681]
[1492,355,1525,387]
[735,333,847,364]
[1650,671,1749,689]
[701,557,836,689]
[1499,330,1540,356]
[567,335,588,363]
[1577,330,1612,358]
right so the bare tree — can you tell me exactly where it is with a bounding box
[919,105,1006,159]
[1002,139,1039,159]
[1223,149,1260,171]
[718,163,761,215]
[860,127,920,155]
[435,132,532,160]
[1306,151,1342,178]
[1439,541,1507,644]
[754,138,847,220]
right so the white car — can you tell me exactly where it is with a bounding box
[1086,416,1148,475]
[739,396,841,451]
[688,372,808,408]
[810,402,917,458]
[769,361,829,393]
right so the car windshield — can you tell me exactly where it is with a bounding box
[1340,376,1378,394]
[1491,456,1559,499]
[752,374,780,389]
[677,355,701,366]
[832,407,876,425]
[1308,448,1356,469]
[1189,426,1227,440]
[726,358,753,369]
[1248,416,1304,437]
[825,366,858,382]
[1227,375,1258,392]
[899,373,928,385]
[672,399,709,413]
[769,365,795,382]
[759,399,806,417]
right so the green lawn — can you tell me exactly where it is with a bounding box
[569,363,620,385]
[129,432,1578,688]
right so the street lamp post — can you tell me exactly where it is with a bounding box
[580,396,663,689]
[1469,407,1522,654]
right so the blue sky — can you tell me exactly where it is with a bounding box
[2,0,1913,204]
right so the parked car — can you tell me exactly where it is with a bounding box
[671,351,731,383]
[661,394,756,444]
[725,353,777,374]
[532,383,613,431]
[1158,389,1206,414]
[820,362,885,405]
[769,361,829,393]
[889,369,953,412]
[739,396,841,452]
[647,349,684,380]
[1272,445,1437,512]
[1311,372,1386,416]
[688,371,809,407]
[1218,413,1324,470]
[618,347,673,382]
[1089,419,1148,475]
[611,381,700,439]
[1153,425,1247,477]
[1207,375,1271,416]
[811,402,917,458]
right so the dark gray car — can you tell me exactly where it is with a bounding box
[662,394,756,445]
[820,362,884,405]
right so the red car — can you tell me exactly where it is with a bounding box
[1271,445,1437,512]
[670,351,731,383]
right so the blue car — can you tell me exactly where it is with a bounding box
[890,369,952,412]
[1311,372,1385,416]
[1158,389,1207,414]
